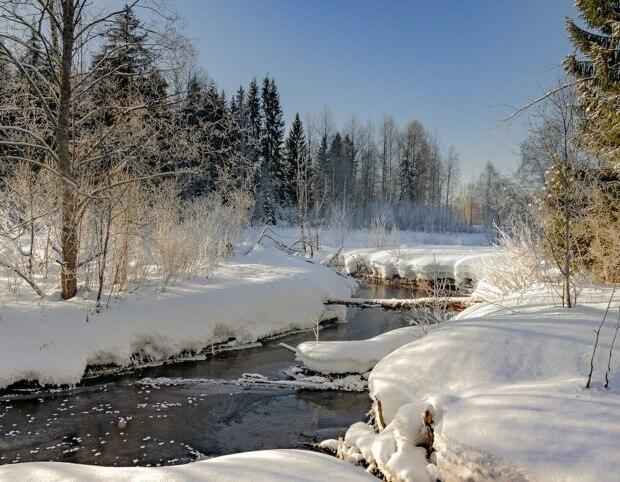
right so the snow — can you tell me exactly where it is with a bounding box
[297,326,423,374]
[0,449,376,481]
[341,245,498,285]
[360,285,620,481]
[0,245,355,389]
[336,402,434,482]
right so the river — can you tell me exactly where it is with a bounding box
[0,283,418,467]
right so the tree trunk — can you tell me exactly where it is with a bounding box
[60,184,78,299]
[57,1,78,300]
[562,122,572,308]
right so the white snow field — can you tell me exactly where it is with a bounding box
[0,449,376,481]
[0,245,354,389]
[331,285,620,481]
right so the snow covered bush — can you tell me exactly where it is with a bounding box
[367,209,400,250]
[149,189,253,290]
[472,219,550,295]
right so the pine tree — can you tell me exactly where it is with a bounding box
[565,1,620,162]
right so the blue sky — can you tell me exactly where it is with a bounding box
[169,0,577,177]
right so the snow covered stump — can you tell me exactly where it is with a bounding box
[320,402,440,482]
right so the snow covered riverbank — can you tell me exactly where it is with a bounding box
[0,449,376,481]
[341,245,497,286]
[0,246,354,390]
[328,285,620,481]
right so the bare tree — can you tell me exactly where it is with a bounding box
[0,1,201,299]
[443,145,459,225]
[378,114,398,203]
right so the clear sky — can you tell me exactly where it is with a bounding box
[168,0,577,177]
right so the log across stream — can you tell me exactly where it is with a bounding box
[327,296,480,311]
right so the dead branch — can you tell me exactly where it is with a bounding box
[0,259,45,298]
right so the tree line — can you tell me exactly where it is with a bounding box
[0,0,616,304]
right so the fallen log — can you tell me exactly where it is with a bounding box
[326,296,481,312]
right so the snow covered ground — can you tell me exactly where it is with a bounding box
[0,245,354,390]
[260,226,490,251]
[0,449,376,481]
[326,285,620,481]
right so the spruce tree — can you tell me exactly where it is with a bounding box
[247,78,262,142]
[246,78,262,199]
[341,134,357,202]
[91,5,150,97]
[231,86,247,126]
[201,81,229,194]
[259,77,284,221]
[329,132,343,201]
[315,133,330,203]
[181,74,205,196]
[284,113,308,207]
[228,86,255,190]
[184,74,204,124]
[565,1,620,162]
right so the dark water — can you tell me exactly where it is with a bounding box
[0,283,417,467]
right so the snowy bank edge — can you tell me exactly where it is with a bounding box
[0,246,355,390]
[0,449,376,481]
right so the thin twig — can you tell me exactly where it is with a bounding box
[586,285,616,388]
[604,307,620,389]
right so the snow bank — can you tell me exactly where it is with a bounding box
[297,326,423,374]
[342,246,498,285]
[0,246,354,389]
[0,449,375,481]
[366,286,620,481]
